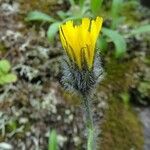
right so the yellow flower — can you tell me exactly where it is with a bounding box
[59,17,103,70]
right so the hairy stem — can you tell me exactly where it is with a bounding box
[82,94,95,150]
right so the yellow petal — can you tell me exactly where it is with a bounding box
[59,17,103,70]
[89,17,103,69]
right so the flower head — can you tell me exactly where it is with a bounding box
[59,17,103,70]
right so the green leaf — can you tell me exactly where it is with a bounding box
[0,59,11,75]
[69,0,75,6]
[47,22,61,43]
[111,17,125,30]
[130,25,150,35]
[57,11,68,20]
[111,0,123,18]
[111,0,123,29]
[91,0,103,15]
[63,16,83,23]
[79,0,85,8]
[97,36,108,53]
[0,73,17,85]
[25,11,56,23]
[120,92,130,105]
[48,130,58,150]
[81,4,90,16]
[102,28,127,58]
[6,120,17,132]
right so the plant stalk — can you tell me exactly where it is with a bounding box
[82,94,95,150]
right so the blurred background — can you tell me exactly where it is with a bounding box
[0,0,150,150]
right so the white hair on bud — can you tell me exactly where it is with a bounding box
[61,53,103,95]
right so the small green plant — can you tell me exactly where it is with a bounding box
[88,0,126,58]
[0,59,17,85]
[6,119,17,133]
[48,129,58,150]
[25,0,126,58]
[91,0,103,16]
[111,0,124,29]
[119,92,130,106]
[102,28,127,58]
[96,0,150,58]
[25,0,150,59]
[130,25,150,35]
[25,0,89,43]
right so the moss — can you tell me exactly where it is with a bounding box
[100,98,144,150]
[61,56,145,149]
[63,91,81,106]
[20,0,53,13]
[20,0,65,16]
[0,138,4,143]
[98,57,144,150]
[98,59,140,95]
[0,42,7,56]
[121,1,141,25]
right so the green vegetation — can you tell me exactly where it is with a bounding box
[102,28,126,58]
[96,57,146,149]
[111,0,124,29]
[91,0,103,15]
[0,60,17,85]
[48,130,58,150]
[25,0,150,58]
[101,98,144,150]
[24,0,149,147]
[0,0,149,149]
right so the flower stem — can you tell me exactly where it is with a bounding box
[82,94,95,150]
